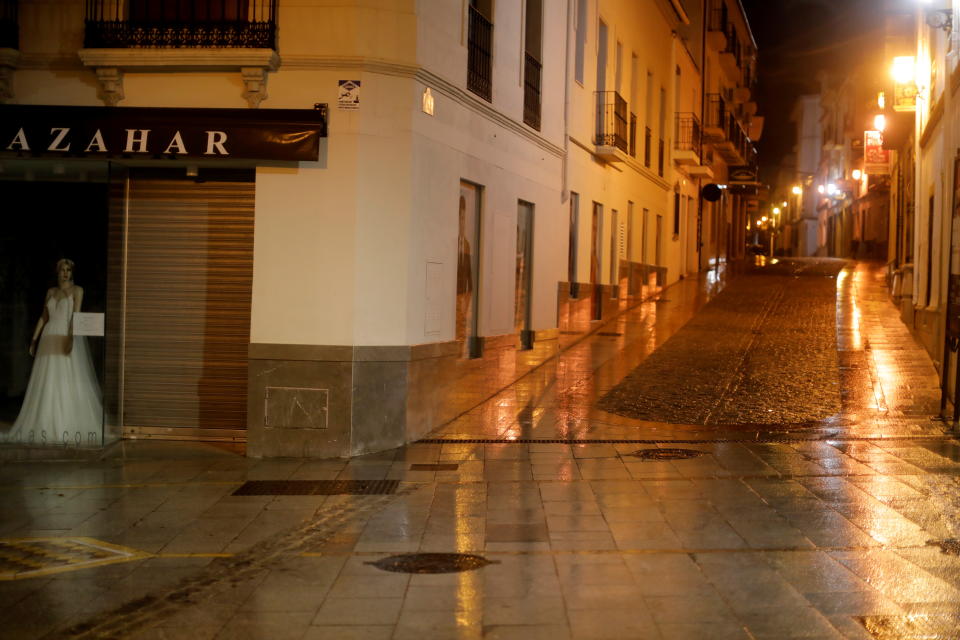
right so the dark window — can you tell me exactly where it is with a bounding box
[467,0,493,101]
[673,192,681,235]
[128,0,249,22]
[523,0,542,130]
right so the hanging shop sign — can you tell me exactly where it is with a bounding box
[0,104,328,161]
[864,130,890,175]
[728,165,758,185]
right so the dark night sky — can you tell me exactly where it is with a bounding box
[740,0,884,187]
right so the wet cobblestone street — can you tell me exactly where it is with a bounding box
[599,259,845,426]
[2,260,960,639]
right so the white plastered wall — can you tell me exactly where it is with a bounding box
[410,0,567,341]
[566,0,677,286]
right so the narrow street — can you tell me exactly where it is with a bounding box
[2,260,959,640]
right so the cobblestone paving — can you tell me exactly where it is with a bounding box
[599,258,846,427]
[1,260,958,640]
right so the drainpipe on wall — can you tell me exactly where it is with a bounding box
[696,0,708,272]
[562,0,573,204]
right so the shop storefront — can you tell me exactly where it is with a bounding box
[0,104,326,449]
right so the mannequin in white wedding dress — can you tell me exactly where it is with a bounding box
[4,259,103,445]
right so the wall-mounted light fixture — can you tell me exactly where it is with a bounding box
[925,9,953,33]
[892,56,918,112]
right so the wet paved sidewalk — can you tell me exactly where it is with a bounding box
[2,260,960,640]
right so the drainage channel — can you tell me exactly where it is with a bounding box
[416,434,958,445]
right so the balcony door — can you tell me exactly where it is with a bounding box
[128,1,250,22]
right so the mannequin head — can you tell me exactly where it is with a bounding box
[56,258,75,285]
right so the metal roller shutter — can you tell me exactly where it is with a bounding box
[122,177,254,441]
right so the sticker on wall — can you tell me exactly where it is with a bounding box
[422,88,435,116]
[338,80,361,110]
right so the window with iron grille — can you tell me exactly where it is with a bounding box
[523,0,542,130]
[84,0,278,48]
[468,1,493,102]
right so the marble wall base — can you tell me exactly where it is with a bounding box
[248,278,664,458]
[247,337,562,458]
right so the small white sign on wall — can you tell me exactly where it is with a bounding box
[338,80,361,110]
[72,312,105,337]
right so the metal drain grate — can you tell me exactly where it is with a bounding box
[858,614,960,639]
[232,480,399,496]
[409,463,459,471]
[367,553,496,574]
[559,330,581,335]
[629,448,705,460]
[597,332,623,337]
[928,538,960,556]
[416,435,954,445]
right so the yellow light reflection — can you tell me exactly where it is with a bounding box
[454,486,481,629]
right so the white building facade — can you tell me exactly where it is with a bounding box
[0,0,760,457]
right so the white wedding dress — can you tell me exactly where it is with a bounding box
[5,295,103,446]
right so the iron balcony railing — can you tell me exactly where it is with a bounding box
[705,93,729,133]
[0,0,17,49]
[674,113,702,152]
[523,52,542,130]
[84,0,278,48]
[724,23,742,66]
[709,2,728,34]
[705,94,755,163]
[629,112,637,157]
[467,5,493,102]
[594,91,628,152]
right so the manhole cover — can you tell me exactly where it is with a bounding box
[629,448,705,460]
[233,480,399,496]
[859,614,960,639]
[367,553,497,574]
[928,538,960,556]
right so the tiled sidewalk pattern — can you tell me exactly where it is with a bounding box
[0,260,958,639]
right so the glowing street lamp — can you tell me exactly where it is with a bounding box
[852,169,862,180]
[892,56,916,84]
[792,185,802,195]
[892,56,918,112]
[873,114,886,131]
